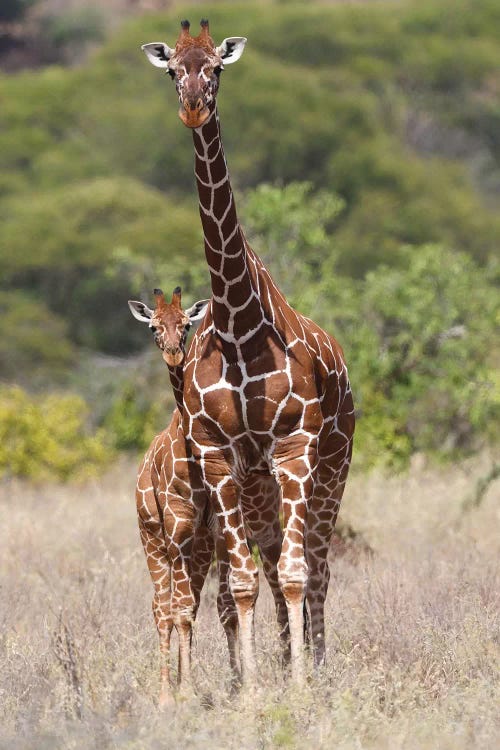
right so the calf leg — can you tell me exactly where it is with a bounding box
[137,513,174,707]
[164,495,197,695]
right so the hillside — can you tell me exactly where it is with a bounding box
[0,0,499,474]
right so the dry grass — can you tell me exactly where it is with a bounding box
[1,452,499,749]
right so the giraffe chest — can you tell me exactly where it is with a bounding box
[184,332,324,441]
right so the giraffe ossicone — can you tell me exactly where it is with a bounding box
[141,19,355,685]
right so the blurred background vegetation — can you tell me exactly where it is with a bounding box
[0,0,498,479]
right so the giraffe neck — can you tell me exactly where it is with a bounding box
[167,365,184,414]
[192,107,264,339]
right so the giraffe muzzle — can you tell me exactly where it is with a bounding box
[162,347,184,367]
[179,98,210,128]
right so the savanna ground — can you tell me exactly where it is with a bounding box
[1,453,499,750]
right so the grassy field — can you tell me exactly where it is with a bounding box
[1,453,499,749]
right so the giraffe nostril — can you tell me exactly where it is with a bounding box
[186,98,204,112]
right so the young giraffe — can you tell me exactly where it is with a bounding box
[129,287,214,705]
[129,288,290,699]
[142,20,355,683]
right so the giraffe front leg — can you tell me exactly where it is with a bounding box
[258,537,291,665]
[137,516,174,708]
[203,463,259,685]
[174,520,215,695]
[171,560,195,696]
[164,498,197,697]
[273,445,317,684]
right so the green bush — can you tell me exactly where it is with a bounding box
[103,381,164,452]
[1,0,498,272]
[243,181,345,306]
[0,386,112,481]
[320,244,500,466]
[0,178,206,353]
[40,7,106,51]
[0,291,73,385]
[0,0,499,469]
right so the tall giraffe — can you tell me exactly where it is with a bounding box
[129,287,290,697]
[142,20,355,683]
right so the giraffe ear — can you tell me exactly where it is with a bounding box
[185,299,209,323]
[128,300,153,323]
[216,37,247,64]
[141,42,174,68]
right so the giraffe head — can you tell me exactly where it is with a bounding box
[142,19,247,128]
[128,287,209,366]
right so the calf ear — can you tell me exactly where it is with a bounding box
[185,299,209,323]
[128,300,153,323]
[141,42,174,68]
[216,37,247,64]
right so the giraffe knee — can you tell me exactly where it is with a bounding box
[280,579,306,607]
[173,605,196,631]
[229,568,259,612]
[277,556,308,601]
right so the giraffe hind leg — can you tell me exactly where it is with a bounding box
[215,531,241,689]
[306,481,345,668]
[241,477,290,666]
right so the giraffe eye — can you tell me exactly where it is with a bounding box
[167,68,176,80]
[214,66,222,77]
[150,326,157,333]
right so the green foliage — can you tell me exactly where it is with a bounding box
[0,0,498,474]
[0,386,112,481]
[103,381,163,452]
[243,182,344,307]
[0,291,73,385]
[93,348,179,453]
[0,178,205,353]
[320,245,499,466]
[39,7,106,52]
[1,0,499,277]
